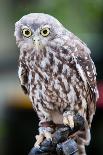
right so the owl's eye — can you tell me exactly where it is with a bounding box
[40,27,50,37]
[22,28,32,38]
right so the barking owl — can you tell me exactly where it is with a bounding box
[14,13,99,155]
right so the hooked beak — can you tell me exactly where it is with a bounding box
[32,37,43,51]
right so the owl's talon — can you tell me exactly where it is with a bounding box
[34,134,44,147]
[63,114,74,129]
[34,131,53,147]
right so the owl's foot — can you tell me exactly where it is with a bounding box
[63,111,74,129]
[34,126,53,147]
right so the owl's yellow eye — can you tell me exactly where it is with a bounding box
[40,27,50,37]
[22,28,32,38]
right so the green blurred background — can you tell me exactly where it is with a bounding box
[0,0,103,155]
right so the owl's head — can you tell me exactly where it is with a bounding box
[14,13,65,52]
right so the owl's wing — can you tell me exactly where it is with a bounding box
[68,39,99,124]
[72,53,98,97]
[18,61,28,94]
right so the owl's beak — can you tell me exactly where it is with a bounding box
[32,37,43,51]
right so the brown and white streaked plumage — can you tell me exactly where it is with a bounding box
[14,13,99,155]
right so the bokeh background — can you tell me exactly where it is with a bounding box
[0,0,103,155]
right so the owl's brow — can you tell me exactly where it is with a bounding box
[40,24,51,29]
[22,22,40,31]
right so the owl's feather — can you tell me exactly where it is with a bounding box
[71,51,98,125]
[18,60,28,94]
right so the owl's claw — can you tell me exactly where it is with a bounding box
[34,134,44,147]
[34,132,52,147]
[63,113,74,129]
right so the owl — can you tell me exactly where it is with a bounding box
[14,13,99,155]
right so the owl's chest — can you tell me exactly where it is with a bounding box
[27,50,70,94]
[27,52,79,111]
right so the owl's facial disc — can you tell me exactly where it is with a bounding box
[21,25,51,51]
